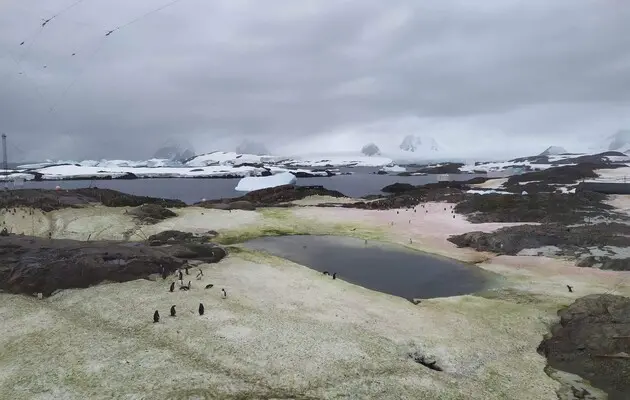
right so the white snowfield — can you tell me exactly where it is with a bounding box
[7,148,628,181]
[235,171,297,192]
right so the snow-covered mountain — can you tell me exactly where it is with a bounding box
[539,146,568,156]
[235,139,270,156]
[153,140,195,162]
[399,135,440,153]
[361,143,381,156]
[606,130,630,153]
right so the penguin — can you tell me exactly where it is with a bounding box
[221,288,227,299]
[323,271,330,275]
[567,285,573,293]
[199,303,205,315]
[178,270,183,281]
[187,281,191,289]
[169,282,175,292]
[205,284,214,289]
[453,215,455,219]
[332,273,337,280]
[153,310,160,323]
[409,238,412,244]
[170,305,176,317]
[185,267,190,275]
[196,269,203,280]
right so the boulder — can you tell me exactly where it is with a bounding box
[128,204,177,222]
[538,294,630,400]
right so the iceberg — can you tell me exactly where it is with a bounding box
[380,165,406,173]
[235,172,297,192]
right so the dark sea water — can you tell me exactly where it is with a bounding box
[12,170,482,204]
[243,235,497,300]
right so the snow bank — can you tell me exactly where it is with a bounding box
[235,171,297,192]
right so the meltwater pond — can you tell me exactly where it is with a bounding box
[243,235,498,301]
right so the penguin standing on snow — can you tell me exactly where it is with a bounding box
[221,288,227,299]
[198,303,205,315]
[332,273,337,280]
[178,270,183,282]
[170,305,176,317]
[153,310,160,323]
[169,282,175,292]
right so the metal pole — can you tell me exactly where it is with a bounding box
[1,134,7,174]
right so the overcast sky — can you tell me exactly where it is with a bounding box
[1,0,629,161]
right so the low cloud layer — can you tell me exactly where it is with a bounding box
[1,0,629,161]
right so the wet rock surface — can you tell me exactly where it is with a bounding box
[0,234,226,296]
[538,294,630,400]
[0,188,186,211]
[195,185,346,208]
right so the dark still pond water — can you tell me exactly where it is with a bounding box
[242,235,497,301]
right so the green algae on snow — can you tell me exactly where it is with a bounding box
[214,208,388,245]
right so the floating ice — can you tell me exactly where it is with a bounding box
[235,172,297,192]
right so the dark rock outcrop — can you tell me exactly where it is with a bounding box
[0,188,186,212]
[147,230,219,246]
[505,164,601,187]
[0,233,226,296]
[415,163,464,174]
[538,294,630,400]
[128,204,177,223]
[454,191,611,224]
[381,183,416,194]
[448,223,630,270]
[195,185,346,208]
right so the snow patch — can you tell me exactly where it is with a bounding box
[466,189,515,195]
[235,172,297,192]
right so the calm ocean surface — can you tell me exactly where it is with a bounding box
[13,171,481,204]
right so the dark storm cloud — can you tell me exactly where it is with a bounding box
[0,0,629,160]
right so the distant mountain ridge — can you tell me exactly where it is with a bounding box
[399,135,440,153]
[539,146,568,156]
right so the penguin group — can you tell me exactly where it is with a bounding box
[153,266,230,323]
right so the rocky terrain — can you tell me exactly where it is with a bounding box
[538,294,630,400]
[0,231,226,296]
[195,184,346,209]
[0,188,186,211]
[448,223,630,271]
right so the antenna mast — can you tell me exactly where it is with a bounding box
[1,134,7,175]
